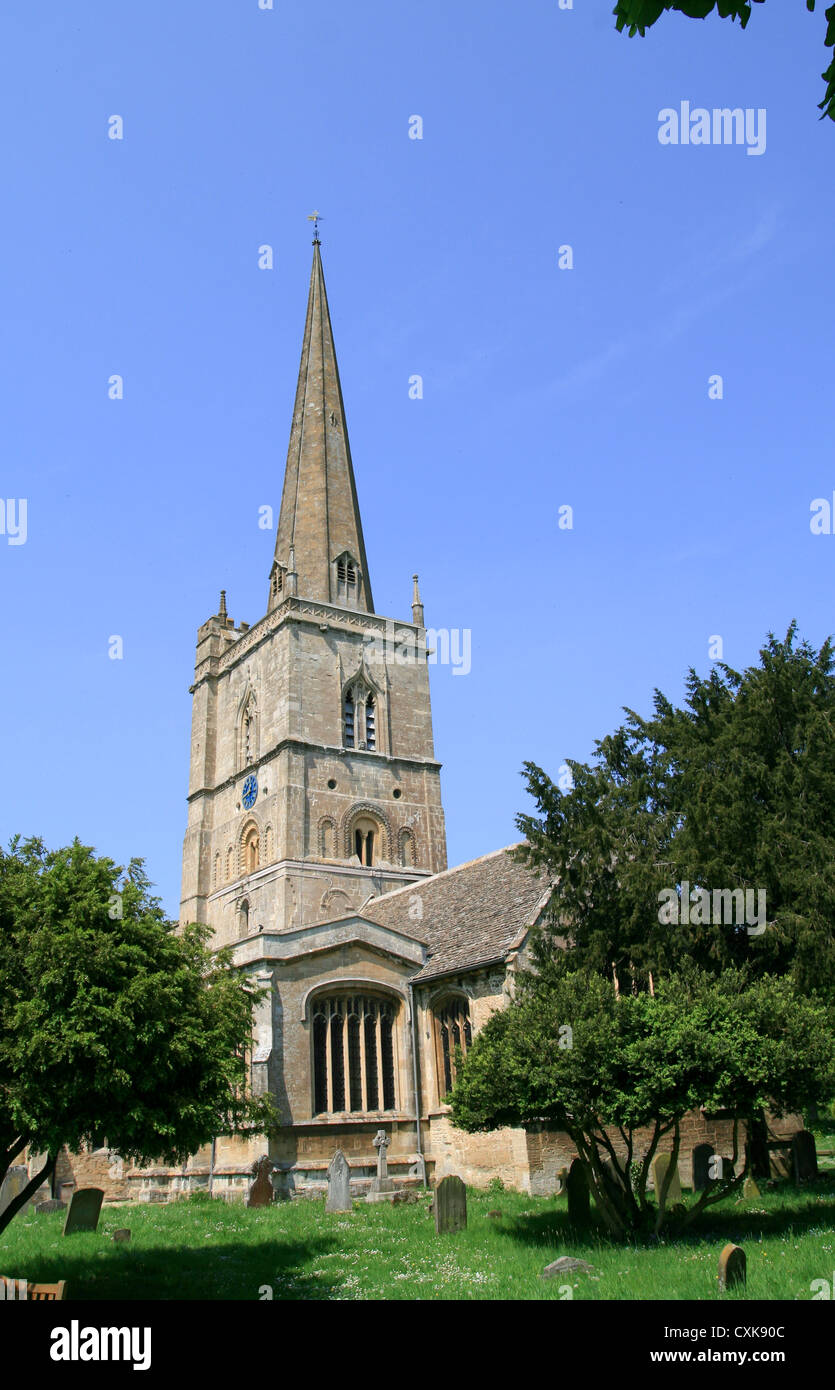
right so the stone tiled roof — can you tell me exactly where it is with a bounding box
[361,844,550,983]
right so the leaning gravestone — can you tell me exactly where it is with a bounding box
[792,1130,818,1182]
[565,1158,590,1227]
[63,1187,104,1236]
[434,1175,467,1234]
[742,1176,760,1199]
[35,1199,66,1214]
[0,1166,28,1220]
[718,1243,746,1292]
[325,1149,352,1213]
[692,1144,713,1192]
[651,1153,682,1207]
[247,1155,274,1208]
[555,1166,568,1195]
[769,1148,791,1181]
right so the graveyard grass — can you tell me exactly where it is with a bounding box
[3,1177,835,1300]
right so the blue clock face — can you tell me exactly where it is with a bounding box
[242,775,258,810]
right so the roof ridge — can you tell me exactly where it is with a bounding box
[364,842,526,910]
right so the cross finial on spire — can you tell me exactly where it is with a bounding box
[307,210,323,244]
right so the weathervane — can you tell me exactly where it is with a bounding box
[307,209,323,243]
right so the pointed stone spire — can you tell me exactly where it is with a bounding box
[411,574,424,627]
[270,240,374,614]
[218,589,228,624]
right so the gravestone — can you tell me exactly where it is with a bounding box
[63,1187,104,1236]
[742,1176,760,1199]
[542,1256,597,1277]
[565,1158,590,1227]
[368,1130,394,1196]
[769,1148,792,1181]
[247,1156,274,1208]
[112,1228,131,1243]
[718,1243,746,1291]
[792,1130,818,1182]
[434,1174,467,1234]
[555,1166,568,1195]
[651,1153,682,1207]
[692,1144,713,1192]
[35,1199,66,1214]
[325,1149,352,1213]
[0,1166,28,1220]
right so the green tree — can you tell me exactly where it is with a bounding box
[0,836,275,1235]
[451,961,835,1236]
[518,624,835,1002]
[613,2,835,123]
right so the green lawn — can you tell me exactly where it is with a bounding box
[2,1179,834,1301]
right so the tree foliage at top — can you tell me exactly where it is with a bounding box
[517,624,835,1000]
[613,1,835,123]
[0,836,275,1234]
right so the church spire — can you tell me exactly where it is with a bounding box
[269,238,374,614]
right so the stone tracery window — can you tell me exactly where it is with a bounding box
[433,995,473,1101]
[335,552,358,603]
[312,994,397,1115]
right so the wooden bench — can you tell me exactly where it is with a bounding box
[1,1275,67,1300]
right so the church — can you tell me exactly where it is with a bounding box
[54,236,771,1205]
[174,233,557,1198]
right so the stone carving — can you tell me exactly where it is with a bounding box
[369,1130,393,1195]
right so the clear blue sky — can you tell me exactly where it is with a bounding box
[2,1,833,918]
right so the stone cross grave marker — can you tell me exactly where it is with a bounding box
[692,1144,713,1192]
[63,1187,104,1236]
[326,1149,352,1212]
[247,1155,274,1208]
[651,1153,682,1207]
[370,1129,394,1195]
[792,1130,818,1182]
[565,1158,590,1227]
[718,1243,746,1292]
[0,1166,28,1221]
[434,1174,467,1234]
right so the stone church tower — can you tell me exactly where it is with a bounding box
[180,236,448,952]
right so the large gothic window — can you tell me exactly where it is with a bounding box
[312,995,397,1115]
[433,996,473,1101]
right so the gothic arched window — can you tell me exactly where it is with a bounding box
[312,995,397,1115]
[399,828,414,868]
[226,845,235,881]
[336,553,358,602]
[264,824,274,863]
[365,694,376,751]
[433,996,473,1101]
